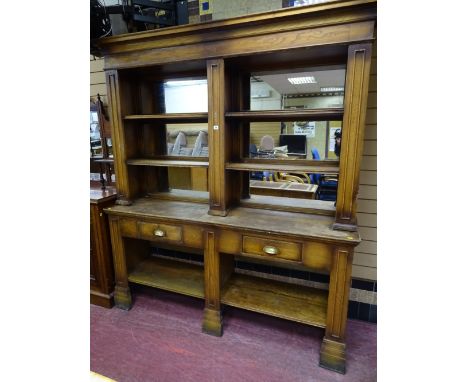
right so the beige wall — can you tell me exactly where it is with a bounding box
[90,15,377,282]
[90,56,106,104]
[353,42,377,280]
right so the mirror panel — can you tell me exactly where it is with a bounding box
[162,78,208,113]
[250,68,346,111]
[248,170,339,204]
[90,110,101,157]
[247,121,342,160]
[166,123,209,157]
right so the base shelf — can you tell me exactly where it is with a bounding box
[221,273,328,328]
[128,256,328,328]
[128,257,205,299]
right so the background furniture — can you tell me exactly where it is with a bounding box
[279,134,307,157]
[90,187,117,308]
[90,94,115,189]
[98,0,375,374]
[250,180,318,199]
[312,148,338,201]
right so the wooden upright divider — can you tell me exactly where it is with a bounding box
[207,60,226,215]
[334,43,373,231]
[100,1,376,374]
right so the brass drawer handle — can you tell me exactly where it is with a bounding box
[263,245,279,255]
[154,229,166,237]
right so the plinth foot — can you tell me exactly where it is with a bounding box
[114,286,132,310]
[202,308,223,336]
[319,337,346,374]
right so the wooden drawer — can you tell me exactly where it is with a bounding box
[242,235,302,262]
[120,218,138,237]
[138,221,183,243]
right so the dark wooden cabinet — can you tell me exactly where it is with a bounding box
[98,0,376,374]
[90,95,115,188]
[90,188,117,308]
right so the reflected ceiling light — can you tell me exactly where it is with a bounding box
[320,87,344,92]
[287,76,317,85]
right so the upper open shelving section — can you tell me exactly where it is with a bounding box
[97,0,376,230]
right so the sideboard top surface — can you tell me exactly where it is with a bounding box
[90,187,118,204]
[105,198,360,245]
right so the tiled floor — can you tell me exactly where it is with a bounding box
[91,287,376,382]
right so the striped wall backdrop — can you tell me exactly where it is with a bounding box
[90,41,377,282]
[353,41,377,281]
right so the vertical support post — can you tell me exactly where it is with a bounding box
[333,43,373,231]
[108,216,132,310]
[202,231,223,336]
[320,247,354,374]
[207,59,229,216]
[106,69,138,205]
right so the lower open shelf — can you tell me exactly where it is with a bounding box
[128,256,328,328]
[222,273,328,328]
[128,257,205,299]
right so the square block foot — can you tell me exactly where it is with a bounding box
[319,337,346,374]
[114,286,132,311]
[202,308,223,337]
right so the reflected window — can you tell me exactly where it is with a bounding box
[163,79,208,113]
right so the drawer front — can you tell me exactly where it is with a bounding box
[138,221,183,243]
[242,235,302,262]
[119,218,138,237]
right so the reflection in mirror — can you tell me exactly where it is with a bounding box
[145,164,209,203]
[166,124,209,157]
[249,171,338,203]
[163,79,208,113]
[167,166,208,193]
[250,68,345,111]
[247,121,342,160]
[90,110,101,157]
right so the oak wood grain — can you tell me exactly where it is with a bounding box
[226,162,339,173]
[100,0,377,374]
[127,159,209,168]
[128,257,205,299]
[124,113,208,122]
[105,199,360,245]
[226,109,344,121]
[221,273,328,328]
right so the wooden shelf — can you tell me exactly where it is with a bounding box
[127,159,209,168]
[225,109,344,121]
[240,194,335,216]
[226,161,339,173]
[93,158,114,164]
[128,257,205,299]
[221,273,328,327]
[124,113,208,123]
